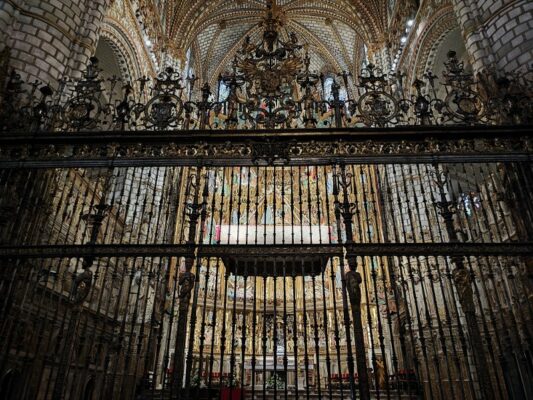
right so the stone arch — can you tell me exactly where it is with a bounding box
[411,11,470,100]
[423,28,469,90]
[95,36,130,81]
[99,20,145,81]
[82,376,96,400]
[401,6,463,87]
[0,369,22,400]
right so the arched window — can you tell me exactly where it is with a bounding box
[323,76,347,101]
[363,44,369,67]
[218,81,231,101]
[182,48,192,78]
[0,370,22,400]
[82,377,95,400]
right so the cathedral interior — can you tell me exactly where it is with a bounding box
[0,0,532,399]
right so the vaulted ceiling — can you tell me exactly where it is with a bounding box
[138,0,394,83]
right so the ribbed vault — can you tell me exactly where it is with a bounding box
[154,0,388,82]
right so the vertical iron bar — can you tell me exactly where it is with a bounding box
[300,260,311,400]
[155,167,187,396]
[262,262,268,400]
[291,262,300,400]
[119,167,158,398]
[400,164,448,399]
[251,259,258,400]
[228,270,239,399]
[433,162,494,400]
[422,164,477,398]
[320,256,334,400]
[136,167,173,393]
[239,264,249,400]
[183,169,210,398]
[273,258,279,400]
[357,164,389,399]
[195,169,220,397]
[419,163,468,396]
[369,165,403,399]
[282,258,289,400]
[311,274,323,399]
[52,167,109,400]
[217,257,231,398]
[384,164,428,398]
[328,258,345,400]
[171,168,203,398]
[336,163,370,400]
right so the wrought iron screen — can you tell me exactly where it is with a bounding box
[0,130,532,400]
[0,6,531,396]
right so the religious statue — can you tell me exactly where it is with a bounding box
[178,270,195,310]
[374,356,386,390]
[452,266,475,314]
[345,269,362,306]
[71,269,93,304]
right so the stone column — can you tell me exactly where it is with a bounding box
[0,0,111,82]
[451,0,533,73]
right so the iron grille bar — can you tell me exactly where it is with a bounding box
[1,242,532,259]
[1,127,533,400]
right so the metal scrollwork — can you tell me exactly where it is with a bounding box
[354,64,402,127]
[441,51,487,125]
[142,67,185,130]
[251,139,291,165]
[0,129,530,166]
[62,57,107,131]
[0,13,531,133]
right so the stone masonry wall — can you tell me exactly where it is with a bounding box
[452,0,533,72]
[0,0,110,83]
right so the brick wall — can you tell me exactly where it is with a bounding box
[0,0,110,83]
[452,0,533,72]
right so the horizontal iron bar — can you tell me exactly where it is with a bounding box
[2,125,532,143]
[0,125,532,168]
[0,154,531,169]
[0,243,532,259]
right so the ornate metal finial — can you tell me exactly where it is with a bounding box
[355,63,400,127]
[235,0,303,97]
[441,50,487,124]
